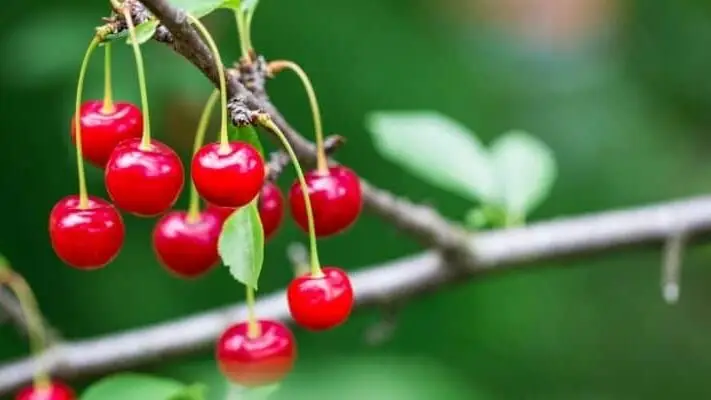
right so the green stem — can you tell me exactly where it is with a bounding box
[0,264,50,390]
[186,13,229,151]
[245,284,260,339]
[269,61,328,174]
[74,36,100,209]
[257,114,322,277]
[187,90,220,223]
[234,11,250,61]
[245,9,255,54]
[123,8,152,150]
[101,42,115,114]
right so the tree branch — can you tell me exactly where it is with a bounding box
[2,196,711,395]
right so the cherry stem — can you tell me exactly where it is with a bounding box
[187,90,219,223]
[185,13,229,152]
[245,284,260,339]
[244,9,255,54]
[122,7,152,150]
[0,260,50,391]
[101,42,115,114]
[74,36,100,209]
[257,114,322,277]
[269,60,328,174]
[234,11,250,62]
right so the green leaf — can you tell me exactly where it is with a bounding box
[366,111,498,204]
[228,125,264,156]
[81,373,190,400]
[489,130,557,219]
[221,0,242,10]
[227,384,280,400]
[167,383,208,400]
[218,200,264,290]
[127,20,160,45]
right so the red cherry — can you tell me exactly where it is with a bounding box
[287,267,354,331]
[288,166,362,238]
[49,195,124,270]
[15,380,75,400]
[105,138,184,217]
[206,203,236,225]
[216,319,296,387]
[152,210,222,278]
[258,182,284,240]
[71,100,143,168]
[191,141,265,208]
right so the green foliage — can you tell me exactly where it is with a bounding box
[81,373,205,400]
[228,125,264,156]
[367,111,557,225]
[128,20,160,45]
[217,200,264,290]
[227,384,280,399]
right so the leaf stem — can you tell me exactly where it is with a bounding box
[123,7,152,150]
[268,60,328,174]
[244,9,256,54]
[186,13,229,151]
[234,11,250,61]
[187,90,220,223]
[101,42,115,114]
[0,262,50,391]
[245,284,260,339]
[74,36,100,209]
[257,114,322,277]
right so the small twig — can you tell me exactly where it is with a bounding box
[661,231,687,304]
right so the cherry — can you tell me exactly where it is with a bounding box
[105,138,184,217]
[288,165,362,238]
[15,380,75,400]
[206,203,236,225]
[152,210,222,278]
[191,141,265,208]
[49,195,124,270]
[287,267,354,331]
[216,319,296,387]
[71,100,143,168]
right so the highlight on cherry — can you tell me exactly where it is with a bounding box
[40,0,362,397]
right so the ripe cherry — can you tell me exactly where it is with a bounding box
[257,182,284,240]
[206,203,235,225]
[15,380,75,400]
[287,267,354,331]
[152,210,222,278]
[49,195,124,270]
[216,319,296,387]
[71,100,143,168]
[191,141,265,208]
[288,165,362,237]
[105,138,184,217]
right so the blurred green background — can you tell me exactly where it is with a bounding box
[3,0,711,398]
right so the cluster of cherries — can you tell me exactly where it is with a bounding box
[24,3,366,398]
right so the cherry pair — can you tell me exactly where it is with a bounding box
[152,182,284,278]
[15,380,75,400]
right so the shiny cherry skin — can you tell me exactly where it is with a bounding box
[49,195,125,270]
[191,141,265,208]
[216,319,296,387]
[15,380,76,400]
[206,182,284,241]
[71,100,143,168]
[287,267,354,331]
[105,138,184,217]
[288,165,362,238]
[152,210,222,278]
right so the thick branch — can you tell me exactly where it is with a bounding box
[2,196,711,395]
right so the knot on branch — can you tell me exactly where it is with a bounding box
[265,135,345,181]
[227,95,258,127]
[233,56,269,96]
